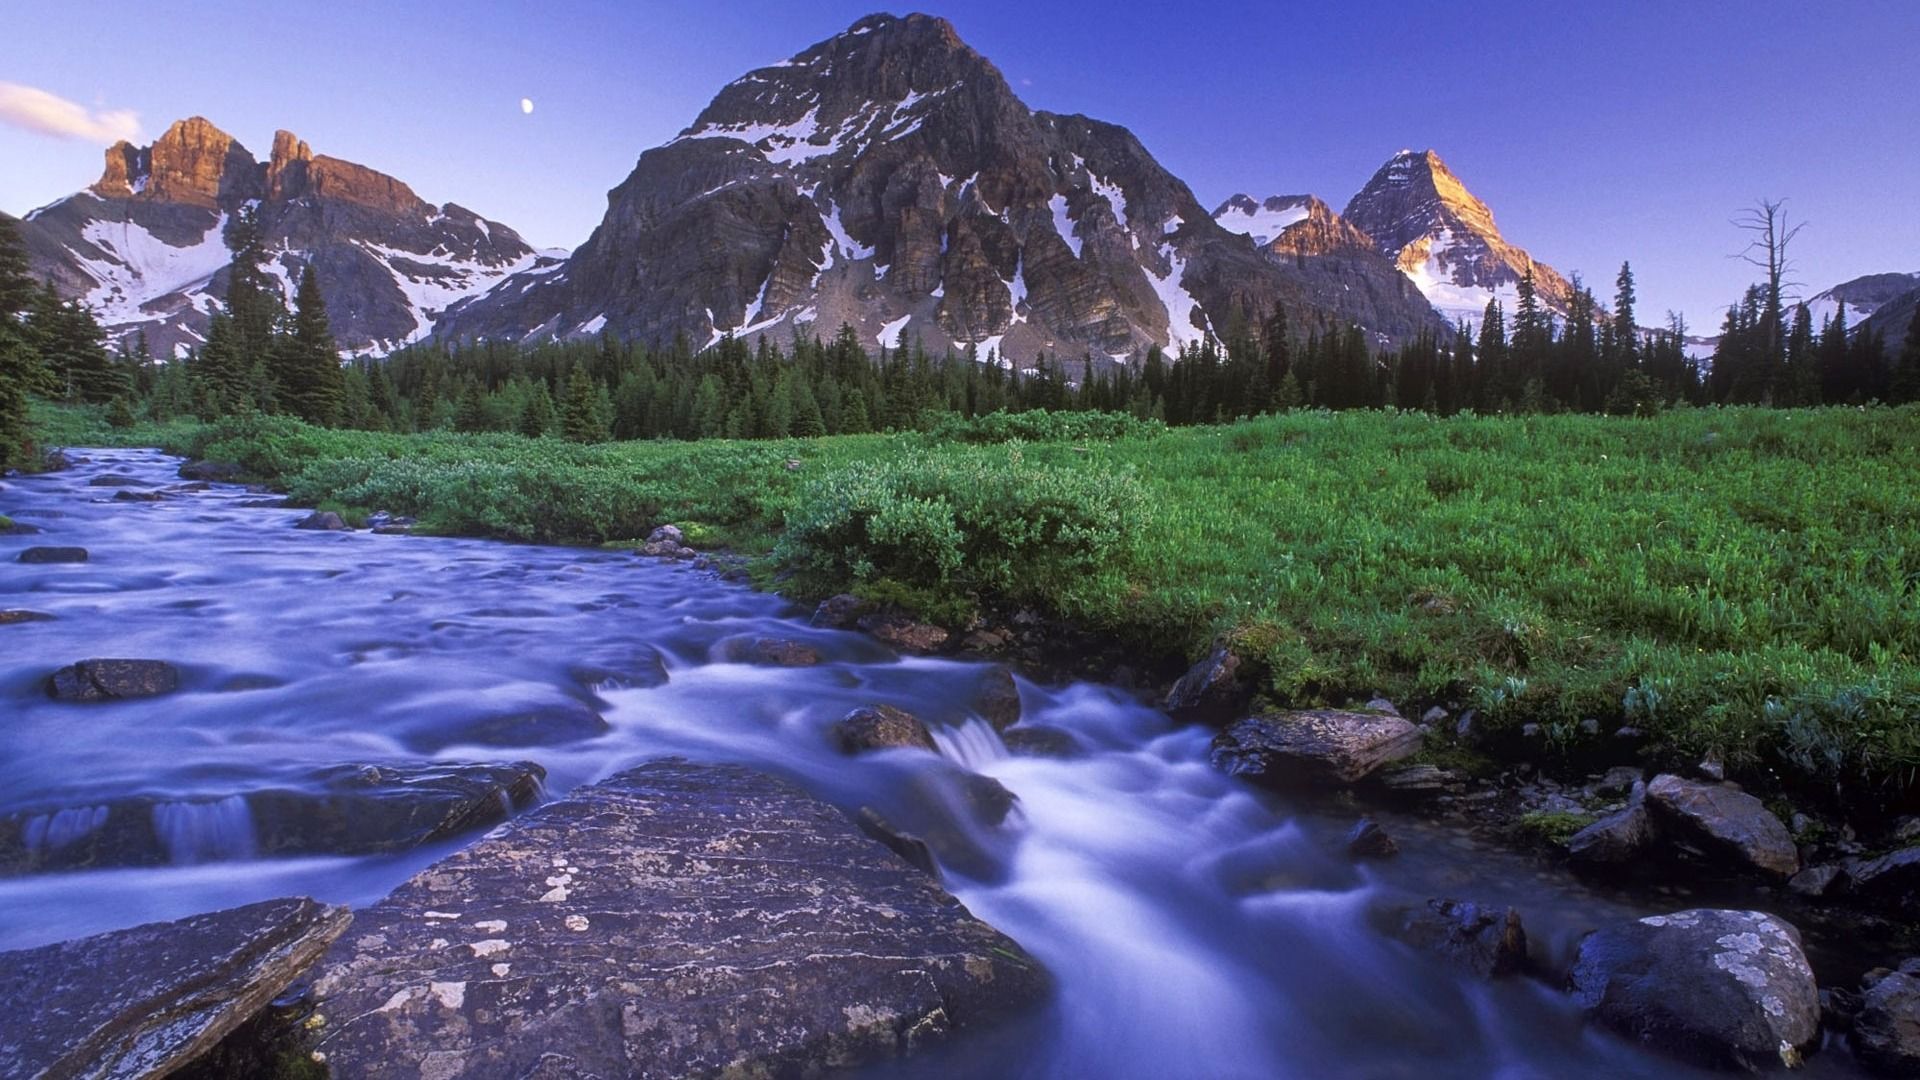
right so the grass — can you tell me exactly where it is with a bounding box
[30,402,1920,805]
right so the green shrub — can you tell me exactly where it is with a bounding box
[926,408,1166,444]
[775,444,1143,618]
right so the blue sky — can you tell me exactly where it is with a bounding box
[4,1,1916,331]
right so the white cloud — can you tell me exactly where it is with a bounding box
[0,82,142,144]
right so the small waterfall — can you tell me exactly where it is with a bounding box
[152,795,258,864]
[931,717,1009,770]
[22,806,110,851]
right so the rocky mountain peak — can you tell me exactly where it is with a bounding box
[266,130,313,200]
[1342,147,1572,322]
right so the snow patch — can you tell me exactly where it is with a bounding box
[76,213,232,327]
[1213,196,1311,248]
[877,314,911,348]
[1049,193,1081,259]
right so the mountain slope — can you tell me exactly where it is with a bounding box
[438,13,1442,359]
[19,118,550,357]
[1342,149,1574,325]
[1805,271,1920,331]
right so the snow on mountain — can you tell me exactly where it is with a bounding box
[1342,149,1573,327]
[19,117,547,358]
[1211,195,1313,247]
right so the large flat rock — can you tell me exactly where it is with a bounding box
[0,897,350,1080]
[310,760,1048,1078]
[1212,708,1422,787]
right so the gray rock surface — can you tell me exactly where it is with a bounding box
[1854,969,1920,1075]
[1382,898,1526,978]
[1163,644,1246,722]
[1569,909,1820,1070]
[46,659,180,702]
[1211,709,1421,786]
[293,510,348,531]
[310,760,1046,1078]
[0,761,546,874]
[1849,846,1920,913]
[1567,803,1654,869]
[0,897,350,1080]
[970,665,1023,730]
[1645,774,1799,878]
[834,704,937,754]
[18,546,88,563]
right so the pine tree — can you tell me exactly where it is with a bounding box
[280,265,344,424]
[519,380,555,437]
[1892,304,1920,405]
[562,367,609,442]
[1610,261,1638,369]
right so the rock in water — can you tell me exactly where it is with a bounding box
[1854,969,1920,1075]
[970,665,1023,730]
[1567,803,1654,870]
[833,704,937,754]
[1569,909,1819,1070]
[310,761,1047,1077]
[0,897,350,1080]
[1644,774,1799,878]
[1382,898,1526,978]
[1211,709,1422,786]
[46,659,180,701]
[18,546,88,563]
[293,510,348,531]
[1163,644,1247,722]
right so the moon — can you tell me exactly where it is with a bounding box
[520,98,534,115]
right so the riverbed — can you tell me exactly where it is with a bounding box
[0,448,1869,1077]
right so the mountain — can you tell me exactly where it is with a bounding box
[1342,149,1574,325]
[18,117,551,358]
[1855,283,1920,355]
[1211,193,1434,333]
[437,13,1443,360]
[1804,271,1920,331]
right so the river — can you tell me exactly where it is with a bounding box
[0,448,1867,1077]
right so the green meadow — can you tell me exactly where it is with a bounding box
[33,403,1920,802]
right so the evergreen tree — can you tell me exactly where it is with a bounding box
[0,216,35,465]
[1609,261,1638,370]
[519,379,556,437]
[1892,304,1920,405]
[561,366,610,442]
[280,265,344,424]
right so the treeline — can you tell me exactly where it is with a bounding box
[8,207,1920,464]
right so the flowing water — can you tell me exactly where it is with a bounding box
[0,448,1869,1078]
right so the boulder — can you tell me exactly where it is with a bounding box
[294,510,348,531]
[645,523,684,546]
[87,473,151,488]
[111,489,167,502]
[721,636,823,666]
[1849,846,1920,913]
[0,518,40,534]
[1346,818,1399,858]
[177,459,244,482]
[1375,763,1465,798]
[47,658,180,702]
[1211,709,1422,787]
[857,806,938,875]
[0,762,547,875]
[18,545,88,563]
[1787,864,1846,899]
[859,613,950,653]
[1567,803,1655,870]
[1854,969,1920,1076]
[0,609,56,625]
[970,665,1022,730]
[1001,725,1083,759]
[1381,898,1526,978]
[1645,774,1799,878]
[1163,644,1247,722]
[811,593,875,629]
[834,704,937,754]
[309,761,1047,1078]
[0,897,350,1080]
[639,539,696,559]
[1569,909,1820,1070]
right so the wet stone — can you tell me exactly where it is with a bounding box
[1569,908,1819,1071]
[970,665,1023,730]
[0,897,350,1080]
[1380,898,1527,979]
[1163,644,1246,723]
[1645,774,1799,879]
[111,489,167,502]
[1854,969,1920,1076]
[811,592,875,629]
[294,510,348,531]
[1212,709,1422,787]
[310,761,1047,1078]
[833,704,936,754]
[18,545,88,563]
[722,636,823,666]
[0,609,55,625]
[46,658,180,702]
[0,761,547,875]
[1346,818,1399,859]
[858,612,950,653]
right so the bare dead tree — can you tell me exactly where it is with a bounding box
[1731,198,1806,369]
